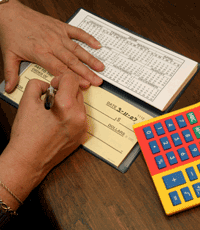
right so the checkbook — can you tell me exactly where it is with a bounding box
[0,63,152,172]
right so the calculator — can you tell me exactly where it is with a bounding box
[133,102,200,215]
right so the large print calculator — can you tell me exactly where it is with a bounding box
[133,102,200,215]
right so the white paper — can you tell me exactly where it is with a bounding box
[69,9,198,111]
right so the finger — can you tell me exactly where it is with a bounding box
[60,39,104,72]
[51,74,81,111]
[76,87,85,106]
[52,44,103,86]
[33,52,103,86]
[31,52,68,78]
[78,76,91,89]
[51,73,91,90]
[3,52,21,93]
[50,71,79,99]
[66,25,102,49]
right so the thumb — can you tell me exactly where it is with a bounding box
[3,52,21,93]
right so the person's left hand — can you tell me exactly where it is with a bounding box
[0,71,88,210]
[0,1,104,93]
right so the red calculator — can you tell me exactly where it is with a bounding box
[133,102,200,215]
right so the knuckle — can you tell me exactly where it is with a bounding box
[71,42,80,54]
[67,55,79,67]
[26,79,44,90]
[59,101,73,111]
[76,28,86,38]
[78,110,87,125]
[51,63,68,77]
[57,99,74,112]
[75,111,87,132]
[27,78,39,86]
[32,44,47,55]
[58,106,87,133]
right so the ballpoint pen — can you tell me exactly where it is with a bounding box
[44,85,55,110]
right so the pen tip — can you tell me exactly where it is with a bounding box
[45,103,51,110]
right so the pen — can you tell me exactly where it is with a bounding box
[44,85,55,110]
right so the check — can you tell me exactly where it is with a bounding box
[3,63,152,167]
[82,86,152,167]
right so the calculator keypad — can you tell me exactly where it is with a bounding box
[133,103,200,215]
[141,109,200,174]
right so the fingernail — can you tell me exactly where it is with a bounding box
[94,75,103,85]
[97,43,102,48]
[94,40,102,48]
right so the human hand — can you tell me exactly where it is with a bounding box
[0,71,87,209]
[0,0,104,93]
[8,73,87,177]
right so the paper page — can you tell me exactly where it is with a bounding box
[3,64,53,104]
[2,63,152,167]
[68,9,198,111]
[82,86,152,167]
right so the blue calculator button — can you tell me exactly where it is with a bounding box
[165,119,176,132]
[169,191,181,206]
[162,171,186,189]
[192,183,200,198]
[171,133,182,146]
[175,115,187,128]
[182,129,193,143]
[181,187,193,202]
[166,151,178,165]
[185,167,198,181]
[188,144,200,157]
[143,126,154,140]
[160,137,171,150]
[149,140,160,154]
[177,147,189,161]
[155,155,166,169]
[197,164,200,172]
[154,122,165,136]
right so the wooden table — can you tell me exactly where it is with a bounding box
[1,0,200,229]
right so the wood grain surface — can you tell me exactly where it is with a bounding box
[1,0,200,229]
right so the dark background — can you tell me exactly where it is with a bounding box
[1,0,200,229]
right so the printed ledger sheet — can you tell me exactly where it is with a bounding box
[69,9,198,111]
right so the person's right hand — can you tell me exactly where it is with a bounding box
[9,71,87,176]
